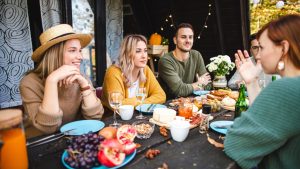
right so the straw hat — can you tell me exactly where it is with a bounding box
[32,24,92,62]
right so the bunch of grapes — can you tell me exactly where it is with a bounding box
[64,132,105,169]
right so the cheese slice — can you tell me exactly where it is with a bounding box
[153,108,176,124]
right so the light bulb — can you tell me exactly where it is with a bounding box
[169,15,172,18]
[276,1,284,9]
[161,27,164,31]
[197,36,200,39]
[253,0,260,5]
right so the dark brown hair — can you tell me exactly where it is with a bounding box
[175,23,194,37]
[256,14,300,69]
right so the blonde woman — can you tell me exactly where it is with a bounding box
[20,24,104,138]
[101,34,166,110]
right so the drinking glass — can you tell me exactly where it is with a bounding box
[109,92,123,128]
[136,87,147,119]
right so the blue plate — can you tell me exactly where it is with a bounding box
[61,149,136,169]
[193,90,210,96]
[135,104,167,114]
[210,120,234,135]
[60,120,105,135]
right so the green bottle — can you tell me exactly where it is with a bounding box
[234,84,248,118]
[272,75,277,81]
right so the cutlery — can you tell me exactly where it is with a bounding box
[214,125,231,129]
[148,104,157,112]
[146,104,155,112]
[27,129,75,147]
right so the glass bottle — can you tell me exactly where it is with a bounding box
[234,84,248,118]
[199,104,212,134]
[272,75,277,81]
[0,109,28,169]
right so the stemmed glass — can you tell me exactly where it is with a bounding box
[136,87,147,119]
[109,92,123,128]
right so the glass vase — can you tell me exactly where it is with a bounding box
[212,75,227,89]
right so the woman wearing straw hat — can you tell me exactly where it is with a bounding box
[20,24,104,138]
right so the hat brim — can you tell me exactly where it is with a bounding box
[32,33,92,62]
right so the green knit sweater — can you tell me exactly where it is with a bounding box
[224,76,300,169]
[158,50,207,99]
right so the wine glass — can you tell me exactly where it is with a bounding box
[136,87,147,119]
[109,92,123,128]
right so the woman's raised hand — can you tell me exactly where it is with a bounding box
[235,50,262,84]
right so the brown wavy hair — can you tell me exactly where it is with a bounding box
[117,34,147,87]
[256,14,300,69]
[31,42,65,80]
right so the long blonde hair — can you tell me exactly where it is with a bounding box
[118,34,147,87]
[32,42,65,80]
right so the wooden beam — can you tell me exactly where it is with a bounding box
[94,0,107,87]
[61,0,73,25]
[27,0,43,52]
[240,0,250,50]
[214,0,225,54]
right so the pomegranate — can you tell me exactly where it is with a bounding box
[97,139,125,167]
[116,125,137,155]
[116,125,137,144]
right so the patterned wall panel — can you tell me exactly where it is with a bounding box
[106,0,123,64]
[40,0,62,30]
[0,0,34,108]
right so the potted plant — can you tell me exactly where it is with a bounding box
[206,55,235,89]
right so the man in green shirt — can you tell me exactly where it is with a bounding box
[158,23,211,99]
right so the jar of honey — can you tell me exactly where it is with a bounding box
[178,102,193,119]
[0,109,28,169]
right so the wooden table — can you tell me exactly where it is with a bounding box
[27,110,239,169]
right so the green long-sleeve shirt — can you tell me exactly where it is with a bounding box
[224,76,300,169]
[158,50,207,99]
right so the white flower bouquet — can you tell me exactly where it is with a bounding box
[206,55,235,76]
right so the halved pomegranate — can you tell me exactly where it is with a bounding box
[123,142,136,155]
[98,139,125,167]
[116,125,137,155]
[116,125,137,144]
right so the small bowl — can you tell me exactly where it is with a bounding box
[132,120,155,139]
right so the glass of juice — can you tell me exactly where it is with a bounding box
[178,103,193,119]
[0,109,28,169]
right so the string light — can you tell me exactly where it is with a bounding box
[196,2,212,40]
[158,3,212,41]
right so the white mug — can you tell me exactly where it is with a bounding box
[119,105,134,120]
[169,119,190,142]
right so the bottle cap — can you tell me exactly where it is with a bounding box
[0,109,22,130]
[202,104,211,114]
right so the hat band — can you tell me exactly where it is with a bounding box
[49,32,75,42]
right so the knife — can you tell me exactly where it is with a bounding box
[27,129,75,147]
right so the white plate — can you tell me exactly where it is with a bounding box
[60,120,105,135]
[210,120,234,135]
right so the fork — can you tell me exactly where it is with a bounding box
[27,129,75,147]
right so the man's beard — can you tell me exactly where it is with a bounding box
[177,45,191,53]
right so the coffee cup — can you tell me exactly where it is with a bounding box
[169,119,190,142]
[119,105,134,120]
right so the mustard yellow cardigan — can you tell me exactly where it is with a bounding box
[101,65,166,110]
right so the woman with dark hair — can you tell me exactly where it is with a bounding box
[101,34,166,110]
[224,14,300,169]
[20,24,104,138]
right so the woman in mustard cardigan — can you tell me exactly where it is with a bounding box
[101,34,166,110]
